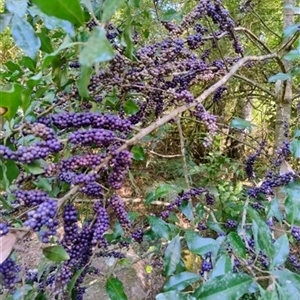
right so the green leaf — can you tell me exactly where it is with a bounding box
[105,276,128,300]
[124,99,139,115]
[230,117,254,131]
[6,0,27,17]
[194,273,254,299]
[0,12,12,33]
[290,139,300,158]
[101,0,126,24]
[272,270,300,298]
[148,216,171,239]
[43,245,70,262]
[179,200,194,221]
[284,181,300,224]
[294,129,300,138]
[284,48,300,61]
[33,178,52,192]
[185,230,217,256]
[38,28,54,53]
[162,9,183,21]
[268,73,291,82]
[0,84,23,120]
[67,268,85,296]
[164,235,181,276]
[266,198,283,223]
[31,0,84,26]
[11,15,41,59]
[156,291,196,300]
[272,235,289,268]
[79,27,115,67]
[131,145,145,161]
[227,232,246,258]
[163,272,200,292]
[29,5,74,36]
[283,23,300,39]
[210,254,232,280]
[0,160,19,185]
[248,208,275,259]
[24,160,46,175]
[77,66,93,98]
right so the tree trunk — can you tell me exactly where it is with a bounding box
[273,0,295,239]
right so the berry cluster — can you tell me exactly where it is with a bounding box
[108,195,131,229]
[245,141,266,179]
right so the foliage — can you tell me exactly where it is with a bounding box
[0,0,300,299]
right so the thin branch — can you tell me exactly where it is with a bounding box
[149,150,182,158]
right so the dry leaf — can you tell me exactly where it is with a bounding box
[280,160,295,175]
[0,107,7,116]
[0,232,17,264]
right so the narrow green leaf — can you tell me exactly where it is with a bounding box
[227,232,246,258]
[77,66,93,98]
[32,0,84,25]
[210,254,232,279]
[0,12,12,33]
[179,200,194,221]
[101,0,126,24]
[248,208,275,259]
[185,230,217,256]
[156,291,196,300]
[162,9,183,21]
[290,139,300,158]
[268,73,291,82]
[43,245,70,262]
[0,84,23,120]
[11,15,41,59]
[284,48,300,61]
[79,27,115,67]
[272,235,289,268]
[266,198,283,223]
[283,23,300,39]
[148,216,171,239]
[106,276,128,300]
[194,273,254,299]
[164,235,181,276]
[230,117,254,131]
[163,272,200,291]
[284,181,300,224]
[272,270,300,298]
[6,0,27,17]
[67,268,85,295]
[131,145,145,161]
[38,28,54,53]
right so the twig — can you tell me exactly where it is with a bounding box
[149,150,182,158]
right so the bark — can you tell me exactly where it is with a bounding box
[274,0,295,239]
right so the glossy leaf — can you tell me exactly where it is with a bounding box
[106,276,128,300]
[194,273,254,299]
[164,235,181,276]
[185,230,217,256]
[210,254,232,280]
[227,232,246,258]
[290,139,300,158]
[32,0,84,25]
[131,145,145,161]
[43,245,70,262]
[163,272,200,291]
[148,216,171,239]
[0,84,23,120]
[6,0,27,17]
[11,15,41,59]
[156,291,196,300]
[101,0,126,24]
[79,27,115,67]
[272,235,289,268]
